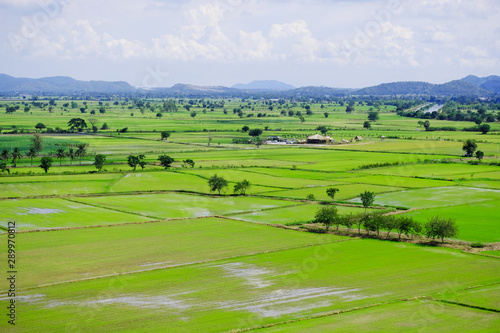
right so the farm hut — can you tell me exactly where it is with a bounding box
[381,136,386,140]
[341,139,349,144]
[355,136,363,141]
[307,134,328,144]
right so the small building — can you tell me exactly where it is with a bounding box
[307,134,330,144]
[355,136,363,141]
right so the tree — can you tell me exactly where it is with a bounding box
[313,205,338,231]
[40,157,53,173]
[1,149,9,161]
[26,147,37,167]
[10,148,21,167]
[55,148,66,166]
[94,154,106,172]
[35,122,46,132]
[158,155,174,169]
[367,111,379,122]
[359,191,375,213]
[363,121,371,129]
[384,216,397,237]
[67,148,75,165]
[341,213,355,233]
[183,159,195,168]
[248,128,263,137]
[190,111,197,118]
[128,155,147,171]
[75,144,87,165]
[324,112,329,118]
[68,118,87,132]
[423,120,430,131]
[242,125,249,132]
[0,160,9,174]
[462,139,477,157]
[161,131,171,141]
[326,188,339,202]
[298,116,305,124]
[316,125,329,135]
[345,105,355,113]
[208,174,228,195]
[30,133,43,154]
[424,216,459,243]
[395,216,414,240]
[234,180,251,195]
[479,123,490,135]
[475,150,484,162]
[101,123,109,130]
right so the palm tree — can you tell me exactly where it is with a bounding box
[56,148,66,166]
[11,148,22,167]
[26,147,37,167]
[67,147,75,165]
[75,144,87,165]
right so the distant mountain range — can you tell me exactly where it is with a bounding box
[0,74,135,94]
[0,74,499,98]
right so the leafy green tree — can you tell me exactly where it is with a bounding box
[1,149,9,161]
[158,155,174,169]
[40,157,53,173]
[395,216,414,240]
[94,154,106,172]
[462,139,477,157]
[30,133,43,154]
[341,213,356,233]
[324,112,329,118]
[475,150,484,162]
[424,120,430,131]
[208,174,228,195]
[68,118,87,131]
[363,121,371,129]
[298,115,305,124]
[26,147,37,167]
[479,123,490,134]
[313,205,338,231]
[190,111,197,118]
[183,159,195,168]
[0,160,9,174]
[424,216,459,243]
[316,125,329,135]
[75,144,87,165]
[161,131,171,140]
[10,148,22,167]
[326,188,339,201]
[248,128,263,137]
[242,125,249,132]
[35,122,46,131]
[127,154,147,171]
[359,191,375,213]
[234,180,251,195]
[367,111,379,122]
[384,215,397,237]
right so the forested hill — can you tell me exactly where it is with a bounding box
[0,74,136,94]
[354,80,493,97]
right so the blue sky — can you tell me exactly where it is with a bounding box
[1,0,499,88]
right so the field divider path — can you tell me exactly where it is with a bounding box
[4,237,357,294]
[61,197,164,220]
[103,172,128,193]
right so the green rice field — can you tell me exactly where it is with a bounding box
[0,98,499,332]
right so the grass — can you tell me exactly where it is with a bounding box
[70,193,298,220]
[256,299,500,332]
[6,217,346,289]
[0,198,150,231]
[230,203,384,225]
[9,239,500,332]
[403,200,500,243]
